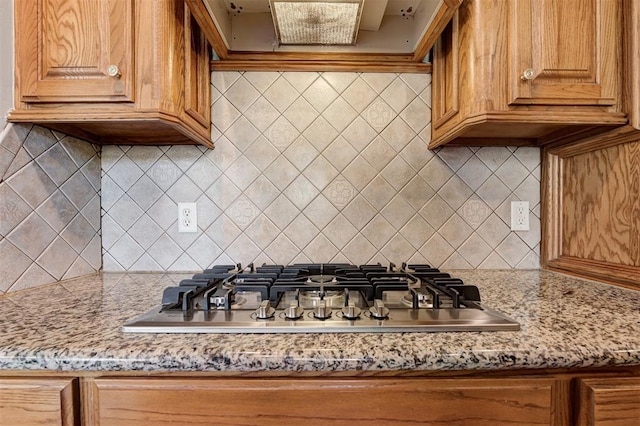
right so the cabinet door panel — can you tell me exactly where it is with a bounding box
[509,0,617,106]
[579,377,640,425]
[17,0,134,103]
[0,378,77,426]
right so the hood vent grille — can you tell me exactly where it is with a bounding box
[270,0,365,46]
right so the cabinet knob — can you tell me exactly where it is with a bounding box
[106,65,121,78]
[521,68,535,81]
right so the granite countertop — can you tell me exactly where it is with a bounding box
[0,270,639,373]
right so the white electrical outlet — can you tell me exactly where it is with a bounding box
[510,201,530,231]
[178,202,198,233]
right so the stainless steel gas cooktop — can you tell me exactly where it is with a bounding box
[123,263,519,333]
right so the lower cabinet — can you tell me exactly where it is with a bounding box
[85,377,560,425]
[2,373,639,425]
[0,378,77,425]
[578,377,640,425]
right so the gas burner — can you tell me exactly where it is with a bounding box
[299,290,344,308]
[124,263,520,333]
[305,275,338,284]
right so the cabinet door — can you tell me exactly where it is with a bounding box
[184,5,211,129]
[86,377,558,425]
[578,377,640,425]
[15,0,134,103]
[508,0,618,106]
[0,378,77,426]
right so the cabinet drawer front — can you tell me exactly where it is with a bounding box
[579,378,640,426]
[89,377,556,425]
[16,0,135,103]
[0,378,77,426]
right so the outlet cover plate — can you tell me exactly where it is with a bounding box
[178,202,198,233]
[510,201,530,231]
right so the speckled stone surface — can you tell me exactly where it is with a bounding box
[0,270,639,373]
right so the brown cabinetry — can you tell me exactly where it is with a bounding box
[431,0,626,148]
[0,377,77,425]
[578,377,640,425]
[10,0,212,148]
[84,377,561,425]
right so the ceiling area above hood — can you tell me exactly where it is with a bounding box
[186,0,462,72]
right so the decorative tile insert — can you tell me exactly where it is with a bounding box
[0,124,101,293]
[102,72,541,271]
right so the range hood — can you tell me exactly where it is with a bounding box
[186,0,461,71]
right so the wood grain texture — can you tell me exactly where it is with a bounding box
[578,378,640,426]
[210,60,432,73]
[508,0,617,106]
[430,0,625,148]
[0,378,78,426]
[88,377,559,425]
[9,0,212,147]
[16,0,134,103]
[562,141,640,266]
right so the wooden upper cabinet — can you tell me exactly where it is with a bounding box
[508,0,617,107]
[10,0,213,148]
[18,0,134,103]
[430,0,626,148]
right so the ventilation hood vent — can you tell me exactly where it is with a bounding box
[270,0,364,46]
[187,0,462,71]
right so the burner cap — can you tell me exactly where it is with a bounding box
[305,274,338,284]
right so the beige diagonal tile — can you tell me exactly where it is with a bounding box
[283,136,319,171]
[380,78,417,113]
[342,156,376,191]
[400,214,435,249]
[303,117,339,152]
[284,214,319,249]
[323,97,358,132]
[381,156,415,191]
[225,76,260,113]
[400,176,435,211]
[322,136,357,171]
[360,73,395,93]
[342,233,377,265]
[323,176,356,209]
[264,77,300,112]
[342,78,377,113]
[342,195,377,229]
[399,96,431,133]
[302,77,339,113]
[323,214,358,249]
[380,195,415,230]
[360,176,395,211]
[303,156,340,191]
[362,99,393,132]
[244,96,280,132]
[264,195,300,230]
[284,175,319,209]
[284,97,319,132]
[263,156,299,191]
[362,214,395,249]
[303,234,338,262]
[245,136,280,171]
[303,195,338,229]
[322,72,358,93]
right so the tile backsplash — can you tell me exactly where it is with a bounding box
[102,72,541,271]
[0,124,101,293]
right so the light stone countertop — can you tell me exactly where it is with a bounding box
[0,270,639,373]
